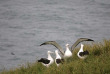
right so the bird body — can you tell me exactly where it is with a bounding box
[55,50,64,66]
[64,44,72,58]
[77,44,89,59]
[38,51,54,67]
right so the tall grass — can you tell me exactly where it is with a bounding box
[1,39,110,74]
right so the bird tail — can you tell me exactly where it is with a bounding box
[84,50,89,55]
[61,59,64,64]
[38,60,42,62]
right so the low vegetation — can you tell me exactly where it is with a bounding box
[1,39,110,74]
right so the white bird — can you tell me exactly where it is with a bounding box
[38,51,54,67]
[77,44,89,59]
[64,44,72,58]
[55,50,64,66]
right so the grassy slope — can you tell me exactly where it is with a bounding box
[1,39,110,74]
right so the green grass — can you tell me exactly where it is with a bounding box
[1,39,110,74]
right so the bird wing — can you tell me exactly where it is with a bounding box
[40,41,64,55]
[56,59,64,64]
[71,38,94,51]
[38,58,50,64]
[79,51,89,56]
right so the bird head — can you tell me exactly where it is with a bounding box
[55,50,59,53]
[81,44,84,47]
[48,51,54,54]
[66,43,69,47]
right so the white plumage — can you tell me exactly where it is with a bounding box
[64,44,72,58]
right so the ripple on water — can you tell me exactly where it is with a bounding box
[0,47,7,51]
[8,57,21,61]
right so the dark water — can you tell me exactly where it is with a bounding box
[0,0,110,71]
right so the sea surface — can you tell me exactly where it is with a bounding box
[0,0,110,71]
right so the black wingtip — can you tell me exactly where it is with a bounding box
[40,41,55,46]
[40,44,43,46]
[88,39,94,42]
[40,43,46,46]
[79,38,94,42]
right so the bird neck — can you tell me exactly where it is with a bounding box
[66,46,70,51]
[47,53,52,59]
[79,45,83,52]
[55,52,61,59]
